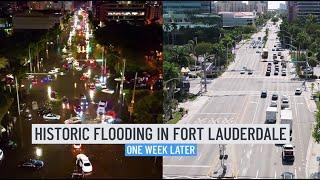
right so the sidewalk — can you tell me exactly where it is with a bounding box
[304,81,320,179]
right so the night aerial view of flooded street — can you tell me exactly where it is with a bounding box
[0,1,162,179]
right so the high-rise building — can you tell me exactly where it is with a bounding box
[248,1,268,14]
[145,1,162,24]
[163,1,212,14]
[288,1,320,22]
[216,1,249,12]
[93,1,146,24]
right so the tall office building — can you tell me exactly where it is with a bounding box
[288,1,320,22]
[248,1,268,14]
[216,1,249,12]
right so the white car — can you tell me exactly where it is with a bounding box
[97,101,107,115]
[64,117,81,124]
[295,88,302,95]
[76,154,92,173]
[48,70,57,74]
[75,66,82,71]
[240,70,245,74]
[43,113,60,120]
[32,101,38,110]
[53,67,60,72]
[0,149,3,160]
[270,101,277,107]
[73,144,81,149]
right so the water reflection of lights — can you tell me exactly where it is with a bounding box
[35,147,42,157]
[89,90,95,101]
[47,86,52,99]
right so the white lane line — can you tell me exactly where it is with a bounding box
[256,169,260,178]
[260,146,263,153]
[295,168,297,179]
[240,158,243,165]
[275,171,277,179]
[197,153,202,161]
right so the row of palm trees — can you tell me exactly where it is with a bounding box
[279,14,320,66]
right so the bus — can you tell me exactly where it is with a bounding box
[262,48,268,59]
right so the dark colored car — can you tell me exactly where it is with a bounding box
[261,90,267,98]
[248,70,253,75]
[0,140,17,150]
[18,159,44,169]
[281,172,294,179]
[272,94,278,100]
[266,71,271,76]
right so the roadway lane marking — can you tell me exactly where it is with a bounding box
[197,153,202,161]
[260,146,263,153]
[275,171,277,179]
[256,169,260,178]
[251,97,260,124]
[295,168,297,178]
[163,165,211,168]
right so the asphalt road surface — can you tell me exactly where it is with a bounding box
[164,20,314,179]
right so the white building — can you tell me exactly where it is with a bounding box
[219,12,256,27]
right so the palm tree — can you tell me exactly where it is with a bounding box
[0,57,8,69]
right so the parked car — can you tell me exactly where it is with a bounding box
[248,70,253,75]
[76,154,92,173]
[0,149,3,160]
[18,159,44,169]
[43,113,60,120]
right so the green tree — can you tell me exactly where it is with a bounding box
[0,57,8,69]
[313,109,320,143]
[163,61,180,81]
[194,42,213,57]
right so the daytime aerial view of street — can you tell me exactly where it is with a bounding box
[163,1,320,179]
[0,1,162,179]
